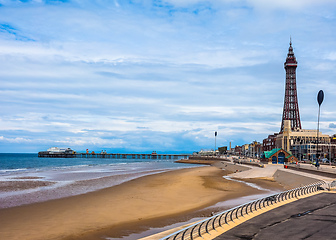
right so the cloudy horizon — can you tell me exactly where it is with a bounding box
[1,0,336,153]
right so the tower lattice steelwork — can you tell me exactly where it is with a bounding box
[280,40,302,133]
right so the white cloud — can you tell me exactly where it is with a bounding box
[0,136,32,143]
[324,52,336,61]
[246,0,336,10]
[164,0,336,10]
[0,0,336,152]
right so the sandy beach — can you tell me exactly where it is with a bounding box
[0,165,284,240]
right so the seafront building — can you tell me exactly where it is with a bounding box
[261,148,297,164]
[260,40,336,162]
[275,120,331,160]
[227,40,336,163]
[262,133,278,151]
[229,142,261,159]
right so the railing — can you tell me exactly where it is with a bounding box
[329,180,336,189]
[161,181,325,240]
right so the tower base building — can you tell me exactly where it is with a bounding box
[275,120,332,161]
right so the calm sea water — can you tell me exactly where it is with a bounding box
[0,153,189,173]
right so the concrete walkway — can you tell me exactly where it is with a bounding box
[227,164,280,179]
[226,161,335,184]
[142,161,336,240]
[214,192,336,240]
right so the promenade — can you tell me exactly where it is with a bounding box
[209,161,336,240]
[214,192,336,240]
[154,158,336,240]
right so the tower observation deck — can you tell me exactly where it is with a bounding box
[280,40,302,133]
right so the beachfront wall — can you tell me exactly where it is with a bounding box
[261,148,297,164]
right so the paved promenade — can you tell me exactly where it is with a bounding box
[212,161,336,240]
[145,160,336,240]
[214,192,336,240]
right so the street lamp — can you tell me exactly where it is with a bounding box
[316,90,324,169]
[214,131,217,155]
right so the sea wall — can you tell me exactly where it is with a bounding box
[285,165,336,179]
[175,159,250,173]
[213,161,251,172]
[273,169,320,189]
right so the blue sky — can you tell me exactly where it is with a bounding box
[0,0,336,153]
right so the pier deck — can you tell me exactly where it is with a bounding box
[38,152,189,160]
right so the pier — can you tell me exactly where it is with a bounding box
[38,152,190,160]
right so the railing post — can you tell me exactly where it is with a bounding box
[259,199,263,209]
[198,222,205,238]
[278,192,282,202]
[246,202,251,214]
[224,211,229,225]
[205,219,210,234]
[250,201,254,212]
[212,215,219,230]
[190,225,198,240]
[235,207,240,219]
[229,209,234,222]
[181,229,187,240]
[254,200,259,210]
[243,203,248,215]
[218,212,227,227]
[241,204,246,217]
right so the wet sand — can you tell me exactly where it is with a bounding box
[0,180,55,192]
[0,166,282,240]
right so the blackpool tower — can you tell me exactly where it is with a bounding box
[280,39,302,133]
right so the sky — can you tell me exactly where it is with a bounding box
[0,0,336,153]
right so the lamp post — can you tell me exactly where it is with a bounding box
[316,90,324,169]
[330,141,331,166]
[214,131,217,155]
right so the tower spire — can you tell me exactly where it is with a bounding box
[290,36,292,46]
[280,39,302,133]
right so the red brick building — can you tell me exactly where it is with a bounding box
[262,133,278,152]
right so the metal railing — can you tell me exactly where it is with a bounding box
[329,180,336,189]
[161,181,325,240]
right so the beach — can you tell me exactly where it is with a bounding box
[0,164,285,240]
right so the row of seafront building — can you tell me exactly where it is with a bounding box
[229,41,336,163]
[229,129,336,163]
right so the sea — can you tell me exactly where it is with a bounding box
[0,153,279,240]
[0,153,192,172]
[0,153,196,208]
